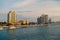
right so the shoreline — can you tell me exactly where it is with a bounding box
[0,23,59,30]
[0,24,48,30]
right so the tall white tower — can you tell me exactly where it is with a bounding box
[8,11,16,25]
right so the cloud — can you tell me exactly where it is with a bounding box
[11,0,36,8]
[42,2,60,16]
[0,0,60,21]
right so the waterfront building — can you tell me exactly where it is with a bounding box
[37,14,48,24]
[37,17,42,24]
[49,18,52,23]
[42,14,48,24]
[16,20,30,25]
[16,20,23,25]
[8,11,16,25]
[23,20,29,25]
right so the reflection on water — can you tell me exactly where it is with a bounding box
[8,30,17,40]
[8,26,48,40]
[0,25,60,40]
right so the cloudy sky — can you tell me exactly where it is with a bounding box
[0,0,60,22]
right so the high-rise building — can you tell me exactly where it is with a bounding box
[37,14,48,24]
[49,18,52,23]
[42,14,48,24]
[8,11,16,25]
[37,17,42,24]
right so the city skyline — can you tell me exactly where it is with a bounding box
[0,0,60,22]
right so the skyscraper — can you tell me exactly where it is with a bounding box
[49,18,52,23]
[37,17,42,24]
[37,14,48,24]
[8,11,16,25]
[41,14,48,24]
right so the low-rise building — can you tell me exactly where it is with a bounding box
[16,20,30,25]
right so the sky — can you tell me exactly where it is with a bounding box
[0,0,60,22]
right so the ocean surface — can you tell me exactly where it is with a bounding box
[0,24,60,40]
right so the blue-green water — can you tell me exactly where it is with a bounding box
[0,25,60,40]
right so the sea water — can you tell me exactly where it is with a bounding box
[0,24,60,40]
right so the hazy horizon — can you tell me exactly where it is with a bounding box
[0,0,60,22]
